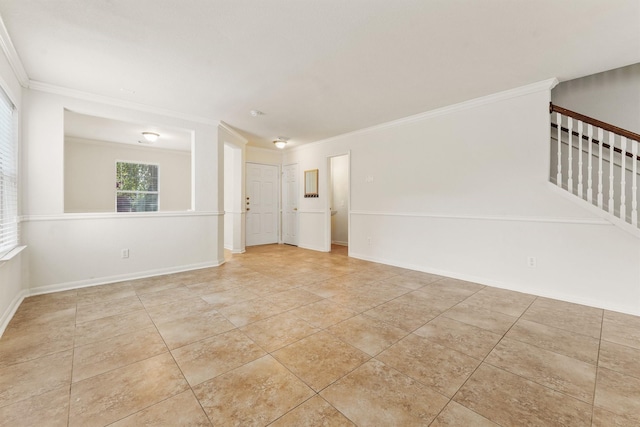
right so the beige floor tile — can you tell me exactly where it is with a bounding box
[363,299,438,332]
[594,367,640,422]
[506,318,600,364]
[72,327,167,383]
[186,279,240,295]
[109,390,212,427]
[77,284,136,305]
[414,316,502,359]
[328,290,389,313]
[218,298,287,327]
[460,288,535,317]
[69,353,188,427]
[75,296,143,324]
[327,314,407,356]
[137,286,196,308]
[303,279,362,298]
[154,308,236,349]
[0,386,70,427]
[424,278,484,297]
[74,310,154,347]
[0,350,72,408]
[357,282,411,301]
[5,305,76,333]
[377,333,480,397]
[265,288,324,310]
[602,310,640,350]
[289,299,358,329]
[145,296,212,324]
[391,271,443,288]
[240,312,319,352]
[171,329,265,386]
[442,303,517,334]
[599,340,640,379]
[200,287,259,309]
[130,279,184,295]
[591,406,639,427]
[485,337,596,403]
[270,395,354,427]
[0,322,75,368]
[193,355,314,426]
[522,297,603,339]
[391,291,459,316]
[430,401,500,427]
[273,331,370,392]
[454,364,592,426]
[321,359,448,426]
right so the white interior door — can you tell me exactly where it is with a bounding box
[282,164,299,246]
[246,163,278,246]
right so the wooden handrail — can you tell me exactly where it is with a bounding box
[550,102,640,142]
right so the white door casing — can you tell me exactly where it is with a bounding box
[283,163,299,245]
[246,163,278,246]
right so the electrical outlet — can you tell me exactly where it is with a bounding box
[367,237,372,246]
[527,256,536,268]
[121,249,129,259]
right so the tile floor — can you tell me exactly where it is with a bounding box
[0,244,639,426]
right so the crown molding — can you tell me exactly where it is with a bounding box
[219,121,248,144]
[0,16,29,87]
[28,80,218,126]
[246,145,283,155]
[289,78,560,153]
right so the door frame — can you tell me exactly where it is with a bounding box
[325,151,351,253]
[245,162,280,247]
[282,163,299,246]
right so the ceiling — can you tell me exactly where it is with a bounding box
[65,110,192,151]
[0,1,639,150]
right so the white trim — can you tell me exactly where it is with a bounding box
[298,209,325,214]
[546,183,640,238]
[0,289,28,338]
[349,210,610,226]
[298,243,328,252]
[21,211,223,222]
[331,241,348,246]
[29,81,218,126]
[245,145,283,155]
[349,251,640,316]
[28,261,222,297]
[0,245,26,262]
[219,121,248,144]
[0,17,29,87]
[290,78,559,153]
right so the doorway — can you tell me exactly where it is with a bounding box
[282,163,299,246]
[328,154,349,251]
[246,162,279,246]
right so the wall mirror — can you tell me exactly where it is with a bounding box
[304,169,319,198]
[64,110,193,213]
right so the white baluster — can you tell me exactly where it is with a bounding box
[556,112,562,187]
[587,124,593,203]
[577,121,583,198]
[597,128,604,208]
[620,137,627,220]
[632,140,638,226]
[567,117,573,193]
[608,132,615,214]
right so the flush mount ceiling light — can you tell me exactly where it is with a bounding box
[141,132,159,142]
[250,110,264,117]
[273,138,287,149]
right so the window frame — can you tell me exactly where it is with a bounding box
[115,160,160,213]
[0,86,18,258]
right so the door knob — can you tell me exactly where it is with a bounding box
[293,208,297,211]
[246,208,250,211]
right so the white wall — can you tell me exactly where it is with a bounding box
[0,46,26,335]
[553,63,640,134]
[330,155,349,245]
[246,146,282,165]
[65,137,191,213]
[220,125,247,254]
[284,80,640,315]
[21,88,223,292]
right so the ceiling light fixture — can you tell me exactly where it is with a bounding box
[142,132,159,142]
[273,138,287,149]
[250,110,264,117]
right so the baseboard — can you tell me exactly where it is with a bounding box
[0,289,28,338]
[349,251,640,316]
[331,241,348,246]
[231,249,246,254]
[29,261,222,297]
[298,243,329,252]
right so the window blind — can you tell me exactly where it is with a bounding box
[0,87,17,256]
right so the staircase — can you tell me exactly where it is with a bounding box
[550,103,639,232]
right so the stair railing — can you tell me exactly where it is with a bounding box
[550,102,639,227]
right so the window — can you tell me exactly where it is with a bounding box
[0,87,17,257]
[115,161,159,212]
